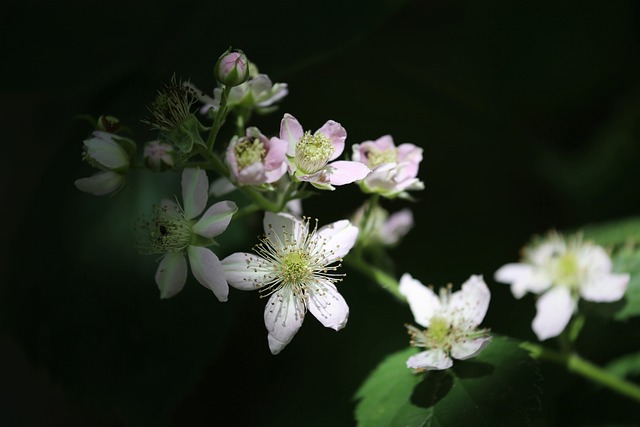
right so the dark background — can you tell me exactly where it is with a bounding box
[2,0,640,425]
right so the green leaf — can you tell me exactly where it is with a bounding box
[581,216,640,246]
[611,245,640,321]
[605,351,640,379]
[354,336,541,427]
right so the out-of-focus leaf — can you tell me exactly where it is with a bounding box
[605,351,640,380]
[582,216,640,246]
[353,336,541,427]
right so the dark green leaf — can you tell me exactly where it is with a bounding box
[354,336,541,427]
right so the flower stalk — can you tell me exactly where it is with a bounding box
[521,341,640,403]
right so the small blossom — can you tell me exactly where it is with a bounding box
[352,135,424,199]
[494,232,630,341]
[221,212,358,354]
[351,203,414,247]
[143,140,175,172]
[400,274,492,371]
[214,49,250,87]
[74,131,131,195]
[275,113,370,190]
[140,168,237,300]
[191,73,288,116]
[226,126,288,186]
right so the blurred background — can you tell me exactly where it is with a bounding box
[2,0,640,425]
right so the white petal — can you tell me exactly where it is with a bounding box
[406,349,453,370]
[221,252,271,291]
[263,212,305,248]
[155,252,187,299]
[314,219,359,263]
[451,337,492,360]
[192,200,237,238]
[264,288,305,355]
[494,263,550,298]
[187,246,228,302]
[209,177,237,197]
[84,133,129,169]
[181,168,208,220]
[580,273,630,302]
[448,275,490,328]
[532,287,575,341]
[379,209,414,245]
[399,273,440,328]
[74,171,124,196]
[307,279,349,331]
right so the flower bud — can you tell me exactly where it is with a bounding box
[143,140,175,172]
[214,49,250,87]
[96,115,121,133]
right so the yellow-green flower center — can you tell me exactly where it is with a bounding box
[235,137,266,170]
[296,131,335,174]
[553,252,580,288]
[427,317,450,343]
[280,250,311,285]
[366,146,398,167]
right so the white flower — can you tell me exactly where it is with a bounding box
[74,131,131,195]
[494,232,630,341]
[221,212,358,354]
[142,168,237,300]
[399,274,492,371]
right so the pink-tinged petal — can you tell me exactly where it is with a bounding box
[280,113,304,156]
[532,287,575,341]
[193,200,237,238]
[264,137,288,170]
[236,162,268,185]
[263,161,288,184]
[263,212,305,249]
[397,143,423,165]
[407,349,453,370]
[451,336,492,360]
[494,263,536,299]
[74,171,125,196]
[316,120,347,160]
[448,275,490,328]
[181,168,208,220]
[307,279,349,331]
[84,133,129,169]
[399,273,441,328]
[314,220,358,263]
[326,161,371,186]
[372,135,396,151]
[380,209,414,245]
[187,246,228,302]
[580,273,630,302]
[264,288,306,355]
[221,252,271,291]
[155,252,187,299]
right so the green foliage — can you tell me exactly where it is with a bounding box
[354,336,540,427]
[606,351,640,380]
[582,216,640,246]
[610,245,640,321]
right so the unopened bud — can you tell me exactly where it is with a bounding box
[97,115,121,133]
[214,48,250,87]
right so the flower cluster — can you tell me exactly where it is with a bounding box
[73,47,427,356]
[73,45,633,396]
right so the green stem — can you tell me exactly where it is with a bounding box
[345,252,406,303]
[206,85,232,151]
[521,342,640,403]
